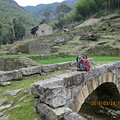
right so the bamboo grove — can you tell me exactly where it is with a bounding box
[75,0,120,18]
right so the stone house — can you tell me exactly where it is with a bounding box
[31,23,52,36]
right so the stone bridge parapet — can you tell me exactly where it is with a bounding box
[30,61,120,120]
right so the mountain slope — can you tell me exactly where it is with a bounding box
[0,0,40,34]
[25,0,79,22]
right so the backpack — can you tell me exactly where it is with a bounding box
[76,55,90,71]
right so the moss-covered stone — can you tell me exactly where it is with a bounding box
[0,57,38,71]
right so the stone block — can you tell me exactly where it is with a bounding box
[108,72,113,82]
[0,82,11,86]
[0,115,10,120]
[82,67,100,83]
[42,64,57,73]
[81,85,89,99]
[3,88,24,96]
[112,61,120,69]
[31,81,67,108]
[77,91,85,106]
[64,112,87,120]
[96,64,108,75]
[70,61,76,67]
[21,66,42,76]
[63,72,85,88]
[75,74,85,85]
[98,75,102,85]
[66,88,72,100]
[113,74,117,84]
[87,80,94,94]
[72,86,82,98]
[71,91,85,112]
[102,74,107,83]
[63,73,74,88]
[0,70,22,82]
[105,72,109,82]
[40,86,67,108]
[57,62,70,70]
[37,103,72,120]
[66,98,74,106]
[52,107,72,117]
[105,62,119,72]
[0,98,8,106]
[92,78,97,90]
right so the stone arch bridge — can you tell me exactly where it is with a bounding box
[30,61,120,120]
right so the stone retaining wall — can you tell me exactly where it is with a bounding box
[0,57,38,71]
[0,58,93,82]
[0,53,77,71]
[0,60,78,82]
[28,52,76,60]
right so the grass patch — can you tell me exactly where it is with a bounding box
[93,56,120,64]
[35,56,120,64]
[0,70,70,120]
[0,53,53,58]
[35,57,76,64]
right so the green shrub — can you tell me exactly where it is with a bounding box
[49,20,59,29]
[94,11,104,18]
[17,43,28,53]
[118,11,120,14]
[109,15,120,20]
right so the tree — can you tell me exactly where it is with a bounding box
[39,19,46,25]
[43,11,51,23]
[75,0,89,18]
[3,19,26,44]
[10,17,15,39]
[56,3,71,19]
[14,21,26,40]
[0,25,3,45]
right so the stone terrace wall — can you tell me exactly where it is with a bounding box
[28,42,51,54]
[0,61,77,82]
[0,57,38,71]
[0,52,76,71]
[0,58,93,82]
[28,52,76,60]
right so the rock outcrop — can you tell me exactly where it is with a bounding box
[80,31,101,41]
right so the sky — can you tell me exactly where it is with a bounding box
[14,0,64,7]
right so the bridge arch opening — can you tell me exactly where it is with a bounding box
[79,82,120,120]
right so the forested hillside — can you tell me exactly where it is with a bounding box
[24,0,79,22]
[0,0,40,45]
[75,0,120,18]
[50,0,120,29]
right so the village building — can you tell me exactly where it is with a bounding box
[31,23,53,36]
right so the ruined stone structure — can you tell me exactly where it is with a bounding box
[36,23,52,36]
[31,23,52,36]
[30,61,120,120]
[10,38,54,54]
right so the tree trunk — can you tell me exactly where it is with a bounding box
[10,16,15,38]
